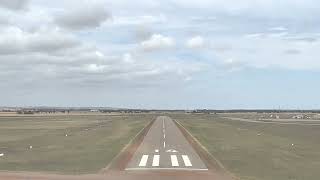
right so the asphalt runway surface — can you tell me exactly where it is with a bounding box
[126,116,207,171]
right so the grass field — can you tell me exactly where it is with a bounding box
[0,114,154,174]
[173,113,320,180]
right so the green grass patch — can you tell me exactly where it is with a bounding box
[0,114,155,174]
[173,114,320,180]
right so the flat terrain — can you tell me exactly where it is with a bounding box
[0,114,234,180]
[0,114,155,174]
[1,112,319,180]
[220,112,320,124]
[173,113,320,180]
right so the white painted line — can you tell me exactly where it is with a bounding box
[163,134,166,139]
[166,149,178,153]
[125,167,208,171]
[139,155,149,167]
[152,155,160,166]
[163,119,165,129]
[182,155,192,167]
[163,141,166,148]
[0,153,4,157]
[155,149,159,153]
[171,155,179,167]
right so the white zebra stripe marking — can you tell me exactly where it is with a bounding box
[182,155,192,167]
[171,155,179,167]
[126,167,208,171]
[152,155,160,166]
[139,155,149,167]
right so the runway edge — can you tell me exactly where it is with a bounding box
[100,118,156,173]
[173,119,239,180]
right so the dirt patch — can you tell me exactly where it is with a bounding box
[0,170,232,180]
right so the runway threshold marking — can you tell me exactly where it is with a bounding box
[152,155,160,166]
[182,155,192,167]
[125,167,208,171]
[171,155,179,167]
[139,155,149,167]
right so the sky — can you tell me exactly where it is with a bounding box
[1,0,320,109]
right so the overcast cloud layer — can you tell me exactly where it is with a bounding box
[1,0,320,109]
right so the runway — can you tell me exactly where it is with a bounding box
[126,116,207,171]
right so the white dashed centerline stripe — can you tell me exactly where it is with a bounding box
[182,155,192,167]
[171,155,179,167]
[152,155,160,166]
[163,118,165,129]
[139,155,149,167]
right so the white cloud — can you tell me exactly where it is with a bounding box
[122,53,135,63]
[186,36,206,49]
[269,26,288,32]
[54,4,110,30]
[141,34,175,51]
[0,26,81,55]
[214,33,320,70]
[110,15,166,26]
[0,0,29,10]
[2,0,320,107]
[95,51,104,58]
[86,64,106,73]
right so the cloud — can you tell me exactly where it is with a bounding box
[54,5,110,30]
[0,0,29,10]
[221,58,248,72]
[0,27,81,55]
[3,0,320,108]
[122,53,135,63]
[285,36,318,43]
[268,26,288,32]
[190,16,217,23]
[284,49,301,55]
[141,34,175,51]
[0,15,9,25]
[0,25,202,91]
[110,15,166,26]
[213,32,320,70]
[186,36,206,49]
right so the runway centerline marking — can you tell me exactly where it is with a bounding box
[126,116,208,171]
[152,155,160,167]
[171,155,179,167]
[162,118,165,129]
[182,155,192,167]
[139,155,149,167]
